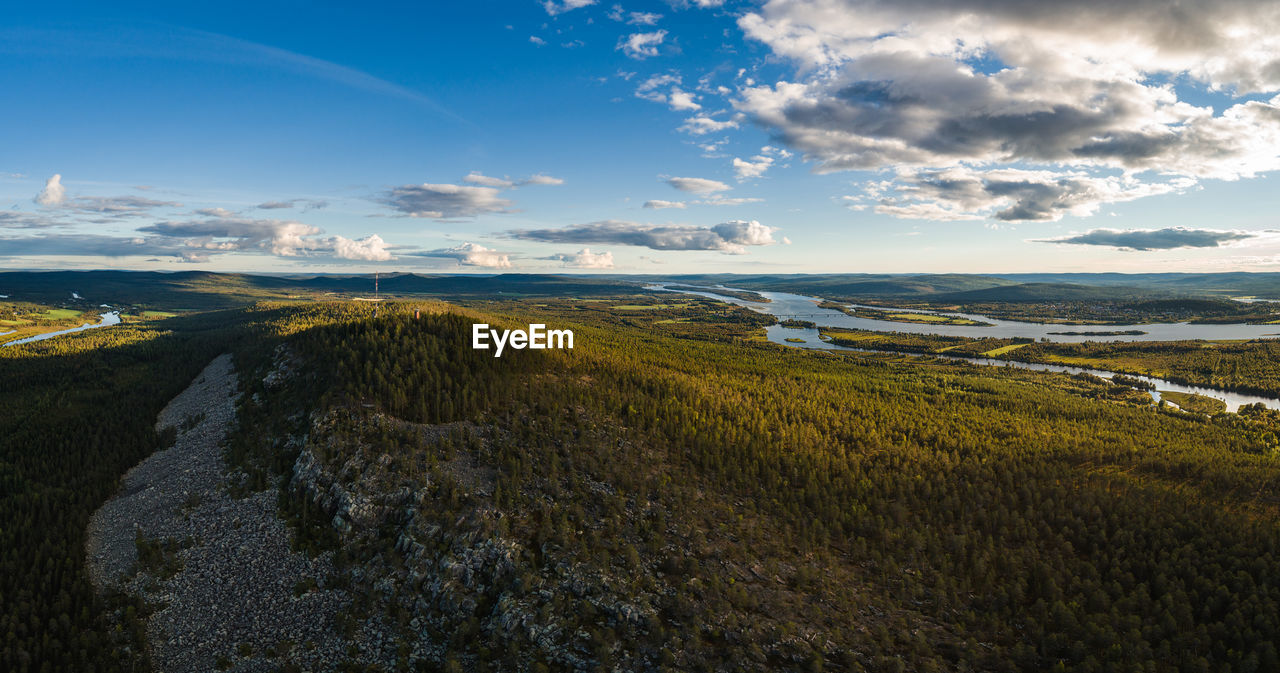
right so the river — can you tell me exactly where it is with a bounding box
[649,285,1280,412]
[2,311,122,347]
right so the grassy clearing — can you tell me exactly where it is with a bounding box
[885,312,984,325]
[982,343,1031,357]
[38,308,82,320]
[611,303,691,310]
[818,330,885,342]
[1160,391,1227,415]
[785,337,806,343]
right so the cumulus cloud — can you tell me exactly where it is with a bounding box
[679,114,740,135]
[869,167,1195,222]
[381,183,513,219]
[666,176,730,194]
[627,11,662,25]
[643,199,687,209]
[529,36,547,46]
[331,234,394,261]
[667,89,701,111]
[544,247,615,268]
[414,242,512,268]
[510,219,778,254]
[734,0,1280,220]
[1037,227,1258,251]
[733,155,773,180]
[140,216,323,256]
[29,175,180,218]
[543,0,595,16]
[520,173,565,186]
[34,174,66,207]
[635,74,700,110]
[618,30,667,59]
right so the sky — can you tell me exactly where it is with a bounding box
[3,0,1280,274]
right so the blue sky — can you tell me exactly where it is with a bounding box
[3,0,1280,274]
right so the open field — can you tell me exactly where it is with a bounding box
[1161,390,1229,414]
[982,343,1032,356]
[818,301,992,326]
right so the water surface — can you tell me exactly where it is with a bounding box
[2,312,122,347]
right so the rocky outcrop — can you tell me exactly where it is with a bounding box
[84,354,397,672]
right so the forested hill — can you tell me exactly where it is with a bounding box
[9,294,1280,671]
[0,271,640,309]
[222,300,1280,672]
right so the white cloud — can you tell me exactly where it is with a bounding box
[679,114,740,135]
[529,36,547,46]
[543,0,595,16]
[666,176,731,194]
[643,199,688,209]
[667,89,701,111]
[417,242,512,268]
[34,174,66,206]
[635,74,700,110]
[463,172,516,188]
[628,11,662,25]
[463,172,563,188]
[870,167,1194,222]
[141,217,323,256]
[699,195,765,206]
[732,155,774,180]
[332,234,394,261]
[545,247,615,268]
[521,173,565,186]
[734,0,1280,220]
[618,30,667,59]
[381,183,513,219]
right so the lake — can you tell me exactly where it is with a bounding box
[649,285,1280,411]
[649,285,1280,343]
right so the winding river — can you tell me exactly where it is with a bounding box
[650,285,1280,412]
[2,311,122,347]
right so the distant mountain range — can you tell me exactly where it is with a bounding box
[4,270,1280,309]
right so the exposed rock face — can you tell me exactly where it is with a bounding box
[84,354,395,672]
[288,410,663,672]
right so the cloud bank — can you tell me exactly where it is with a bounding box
[511,219,778,254]
[381,183,513,219]
[1038,227,1257,251]
[735,0,1280,221]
